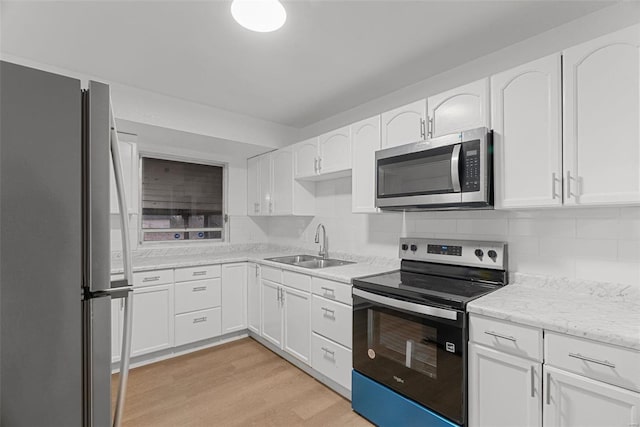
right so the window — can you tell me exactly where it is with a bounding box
[140,157,226,242]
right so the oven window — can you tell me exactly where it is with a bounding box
[377,146,455,197]
[373,310,438,379]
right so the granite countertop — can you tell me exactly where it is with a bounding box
[468,273,640,351]
[110,244,400,284]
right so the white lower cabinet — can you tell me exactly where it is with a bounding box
[260,274,311,365]
[221,263,247,334]
[469,343,541,427]
[247,263,261,334]
[312,333,352,390]
[311,295,351,348]
[131,283,174,357]
[543,365,640,427]
[174,307,221,347]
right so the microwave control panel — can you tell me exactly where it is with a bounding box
[461,139,481,193]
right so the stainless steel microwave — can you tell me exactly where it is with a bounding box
[375,127,493,211]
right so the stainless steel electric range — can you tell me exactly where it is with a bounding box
[351,238,508,427]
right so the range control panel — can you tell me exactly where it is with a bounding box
[400,238,507,270]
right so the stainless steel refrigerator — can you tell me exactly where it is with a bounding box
[1,61,134,426]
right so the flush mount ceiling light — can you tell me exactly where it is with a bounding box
[231,0,287,33]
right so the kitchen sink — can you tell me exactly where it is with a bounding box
[266,254,355,269]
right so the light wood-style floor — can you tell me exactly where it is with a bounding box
[111,338,373,426]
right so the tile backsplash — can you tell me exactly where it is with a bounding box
[264,177,640,286]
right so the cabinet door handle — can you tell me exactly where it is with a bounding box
[193,316,207,324]
[314,157,318,174]
[428,117,434,139]
[566,171,573,199]
[530,366,535,398]
[255,265,260,277]
[320,286,335,297]
[317,157,322,174]
[546,371,551,405]
[269,201,273,214]
[192,286,207,292]
[321,347,335,357]
[142,276,160,282]
[484,330,516,342]
[551,172,559,199]
[568,352,616,368]
[192,271,207,276]
[321,307,335,318]
[420,118,426,139]
[254,202,259,213]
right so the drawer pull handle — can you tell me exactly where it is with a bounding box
[321,307,335,317]
[484,331,516,342]
[193,316,208,324]
[192,271,207,276]
[320,286,335,295]
[568,352,616,368]
[321,347,335,357]
[142,276,160,282]
[530,366,535,398]
[192,286,207,292]
[546,372,551,405]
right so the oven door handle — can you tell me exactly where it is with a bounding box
[451,143,462,193]
[353,288,458,321]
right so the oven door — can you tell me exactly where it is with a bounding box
[352,288,466,426]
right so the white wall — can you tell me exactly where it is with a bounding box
[267,178,640,286]
[299,2,640,139]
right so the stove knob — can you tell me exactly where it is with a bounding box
[488,250,498,261]
[410,244,418,252]
[401,244,408,251]
[474,249,484,259]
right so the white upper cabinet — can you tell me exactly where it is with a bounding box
[492,54,563,209]
[247,156,261,216]
[351,115,381,213]
[258,152,272,215]
[563,24,640,206]
[428,78,490,138]
[317,125,351,176]
[381,99,427,148]
[293,137,319,179]
[109,133,138,215]
[271,148,294,215]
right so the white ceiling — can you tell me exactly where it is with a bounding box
[1,1,613,128]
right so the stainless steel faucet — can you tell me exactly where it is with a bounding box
[314,223,328,259]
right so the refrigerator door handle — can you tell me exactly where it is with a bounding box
[110,105,134,427]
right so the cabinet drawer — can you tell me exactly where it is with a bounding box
[174,307,221,347]
[174,278,221,314]
[545,332,640,392]
[261,265,282,283]
[311,295,352,348]
[283,270,311,292]
[174,265,221,282]
[133,269,173,287]
[311,277,352,305]
[470,314,542,361]
[312,333,352,390]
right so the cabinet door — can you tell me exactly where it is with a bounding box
[293,138,319,179]
[543,365,640,427]
[131,284,174,357]
[283,286,310,365]
[381,99,426,148]
[563,24,640,206]
[221,263,247,334]
[469,343,541,427]
[247,263,261,334]
[428,78,490,138]
[351,115,381,213]
[247,156,261,216]
[109,136,138,215]
[261,279,282,348]
[271,148,293,215]
[318,125,351,175]
[258,153,272,215]
[492,54,562,209]
[111,299,121,363]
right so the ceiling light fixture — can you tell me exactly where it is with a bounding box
[231,0,287,33]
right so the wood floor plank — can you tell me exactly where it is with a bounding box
[112,338,372,426]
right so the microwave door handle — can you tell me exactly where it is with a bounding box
[451,144,462,192]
